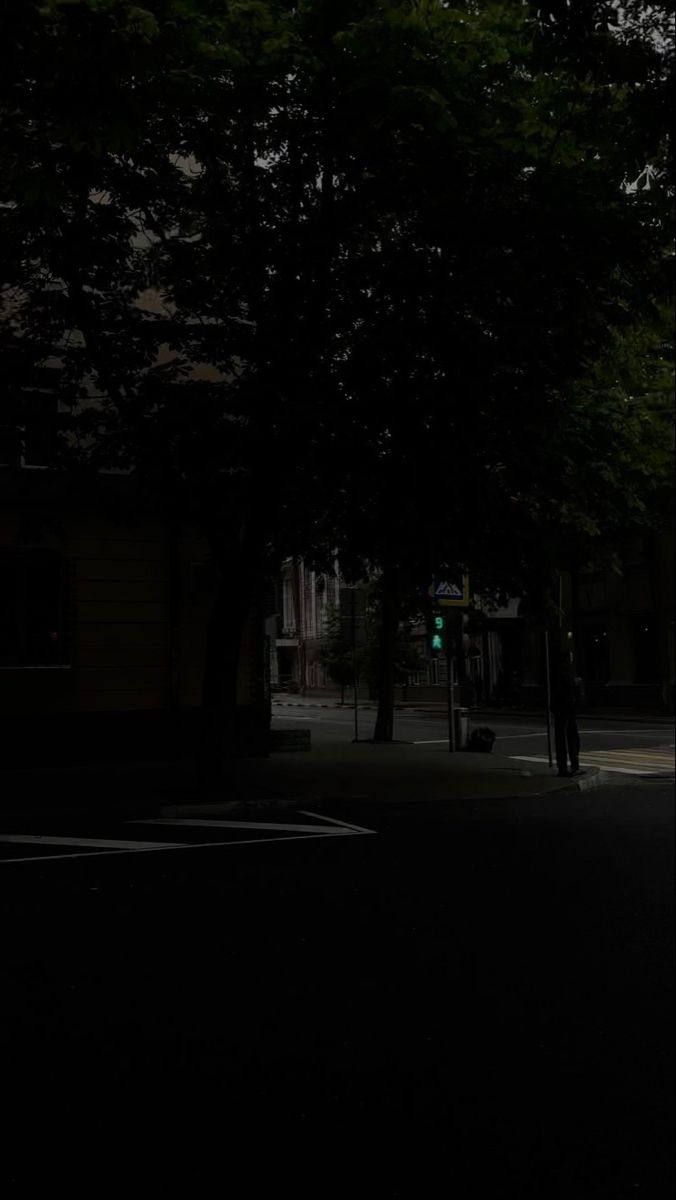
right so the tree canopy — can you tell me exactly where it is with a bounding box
[2,0,673,739]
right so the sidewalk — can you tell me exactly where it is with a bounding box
[207,741,604,808]
[272,695,674,724]
[0,738,604,821]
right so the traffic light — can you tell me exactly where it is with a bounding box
[431,614,445,656]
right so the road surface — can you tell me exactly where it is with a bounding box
[1,763,673,1195]
[273,704,676,775]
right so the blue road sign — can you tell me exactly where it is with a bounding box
[428,575,470,607]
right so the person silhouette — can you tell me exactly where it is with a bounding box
[551,651,585,778]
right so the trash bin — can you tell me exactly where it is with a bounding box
[454,707,469,749]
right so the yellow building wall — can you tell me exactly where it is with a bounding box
[65,516,171,712]
[1,508,263,718]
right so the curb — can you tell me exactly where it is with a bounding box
[0,771,610,824]
[473,710,674,726]
[271,701,673,723]
[554,768,608,794]
[272,701,375,710]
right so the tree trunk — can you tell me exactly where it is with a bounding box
[373,569,400,743]
[290,559,306,695]
[645,532,673,713]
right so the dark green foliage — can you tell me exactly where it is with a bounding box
[2,1,673,742]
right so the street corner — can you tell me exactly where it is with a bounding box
[546,766,607,794]
[573,767,608,791]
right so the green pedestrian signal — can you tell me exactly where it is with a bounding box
[432,633,443,651]
[431,614,445,656]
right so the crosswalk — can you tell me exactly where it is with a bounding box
[512,746,675,777]
[0,810,376,866]
[576,747,674,776]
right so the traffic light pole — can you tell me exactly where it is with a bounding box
[351,588,359,744]
[447,653,456,753]
[544,628,553,767]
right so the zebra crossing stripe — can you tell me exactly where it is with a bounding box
[510,754,673,777]
[0,834,185,850]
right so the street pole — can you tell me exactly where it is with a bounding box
[544,628,553,768]
[351,588,359,744]
[558,571,563,630]
[447,652,456,753]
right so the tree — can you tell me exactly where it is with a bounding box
[318,605,354,704]
[2,0,673,761]
[295,0,674,737]
[357,588,426,709]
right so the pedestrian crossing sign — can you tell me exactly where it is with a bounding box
[428,575,470,607]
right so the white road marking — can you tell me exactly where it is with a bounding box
[0,834,185,850]
[1,830,369,866]
[496,730,673,739]
[509,755,663,776]
[127,817,350,835]
[1,844,192,865]
[412,739,449,745]
[578,748,675,760]
[298,810,377,835]
[578,730,675,736]
[494,732,549,739]
[273,718,354,727]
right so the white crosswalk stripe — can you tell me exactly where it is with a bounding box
[577,748,674,775]
[0,834,185,850]
[0,812,376,866]
[127,817,351,835]
[511,748,674,776]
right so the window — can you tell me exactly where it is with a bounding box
[0,424,25,467]
[633,617,659,683]
[623,538,645,568]
[282,577,295,634]
[190,559,218,598]
[0,382,65,469]
[305,575,315,638]
[581,620,609,685]
[0,552,69,666]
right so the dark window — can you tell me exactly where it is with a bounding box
[0,387,64,468]
[0,553,69,666]
[581,620,610,685]
[0,425,24,467]
[623,538,645,567]
[633,617,659,683]
[190,559,219,598]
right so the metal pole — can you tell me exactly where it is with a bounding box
[544,628,553,767]
[351,588,359,743]
[447,653,456,753]
[558,572,563,627]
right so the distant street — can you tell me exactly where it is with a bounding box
[1,760,673,1193]
[273,703,676,774]
[3,4,673,1194]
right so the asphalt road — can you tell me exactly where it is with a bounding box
[2,774,673,1195]
[273,703,673,748]
[273,704,676,774]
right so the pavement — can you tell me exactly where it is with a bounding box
[212,737,606,806]
[3,695,669,822]
[1,710,672,1192]
[0,732,605,823]
[273,693,674,724]
[2,771,672,1193]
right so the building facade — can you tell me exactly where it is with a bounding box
[0,471,269,766]
[269,559,344,692]
[270,544,674,712]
